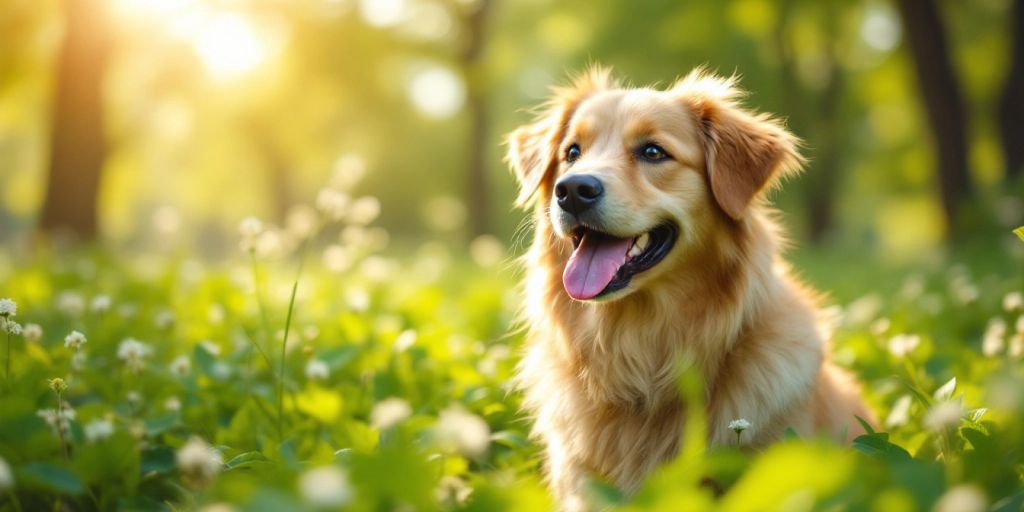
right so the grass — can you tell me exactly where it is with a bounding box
[0,230,1022,511]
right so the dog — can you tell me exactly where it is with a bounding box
[506,67,872,510]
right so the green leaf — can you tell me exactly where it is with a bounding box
[933,377,956,401]
[319,346,359,369]
[855,415,876,435]
[145,412,180,436]
[225,451,270,471]
[17,463,84,494]
[490,430,530,449]
[852,433,912,461]
[140,445,176,476]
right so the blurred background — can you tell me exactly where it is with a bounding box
[1,0,1023,268]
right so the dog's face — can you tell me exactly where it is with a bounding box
[508,68,801,302]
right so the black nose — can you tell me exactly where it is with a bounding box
[555,175,604,216]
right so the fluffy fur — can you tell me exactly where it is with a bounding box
[506,67,873,510]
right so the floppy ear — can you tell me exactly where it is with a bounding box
[507,117,559,208]
[506,66,617,208]
[677,71,803,220]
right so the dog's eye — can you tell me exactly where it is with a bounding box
[638,143,671,163]
[565,144,581,163]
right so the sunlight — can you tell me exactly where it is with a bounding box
[192,13,269,81]
[112,0,271,82]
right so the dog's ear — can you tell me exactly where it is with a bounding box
[506,66,616,208]
[675,70,803,220]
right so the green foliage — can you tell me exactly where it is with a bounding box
[0,243,1023,511]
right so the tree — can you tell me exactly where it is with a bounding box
[458,0,494,238]
[998,0,1024,180]
[38,0,112,241]
[895,0,972,234]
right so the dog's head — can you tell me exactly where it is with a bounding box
[507,67,802,302]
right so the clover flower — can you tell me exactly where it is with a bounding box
[154,310,176,330]
[435,406,490,458]
[118,338,152,373]
[176,437,223,487]
[48,378,67,394]
[729,418,751,445]
[165,397,182,412]
[64,330,87,350]
[887,334,920,358]
[56,292,85,317]
[0,298,16,317]
[37,405,76,436]
[436,475,472,507]
[5,321,21,336]
[1004,292,1024,313]
[170,355,191,376]
[316,188,350,221]
[238,216,264,253]
[982,320,1006,357]
[89,295,112,315]
[933,485,987,512]
[0,456,12,491]
[304,359,329,381]
[298,466,353,508]
[23,323,42,342]
[371,397,412,430]
[83,418,114,443]
[347,196,381,225]
[924,401,963,432]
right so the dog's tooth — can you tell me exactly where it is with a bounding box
[636,233,650,250]
[628,244,643,258]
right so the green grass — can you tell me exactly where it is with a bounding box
[0,237,1022,511]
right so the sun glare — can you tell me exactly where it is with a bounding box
[112,0,272,82]
[193,13,269,81]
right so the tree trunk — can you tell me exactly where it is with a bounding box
[39,0,111,241]
[895,0,972,234]
[461,0,494,238]
[776,0,844,244]
[998,0,1024,180]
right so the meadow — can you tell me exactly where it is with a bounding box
[1,186,1023,511]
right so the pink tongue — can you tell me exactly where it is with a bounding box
[563,232,633,300]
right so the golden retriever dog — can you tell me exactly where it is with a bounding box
[506,67,872,510]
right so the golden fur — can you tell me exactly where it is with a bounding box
[506,68,873,510]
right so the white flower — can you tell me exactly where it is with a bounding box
[239,217,264,253]
[933,484,987,512]
[393,329,417,352]
[56,292,85,317]
[177,437,222,487]
[165,397,182,411]
[83,419,115,442]
[323,245,352,272]
[64,330,87,350]
[126,391,142,404]
[71,351,87,371]
[170,355,191,376]
[347,196,380,225]
[298,466,353,508]
[469,235,504,268]
[23,323,42,342]
[869,317,891,337]
[89,295,112,315]
[345,288,370,312]
[924,401,963,432]
[305,359,329,381]
[5,321,21,336]
[286,205,320,239]
[154,310,176,330]
[436,475,472,507]
[887,334,920,358]
[200,341,222,357]
[316,189,350,220]
[0,298,16,317]
[1016,315,1024,334]
[0,456,12,491]
[118,338,152,372]
[982,320,1006,357]
[1010,333,1024,360]
[728,418,751,433]
[371,398,412,430]
[37,405,76,435]
[886,395,913,428]
[435,406,490,458]
[1004,292,1024,313]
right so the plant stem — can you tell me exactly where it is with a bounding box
[278,237,311,440]
[56,390,69,461]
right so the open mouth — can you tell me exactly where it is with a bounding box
[562,222,679,301]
